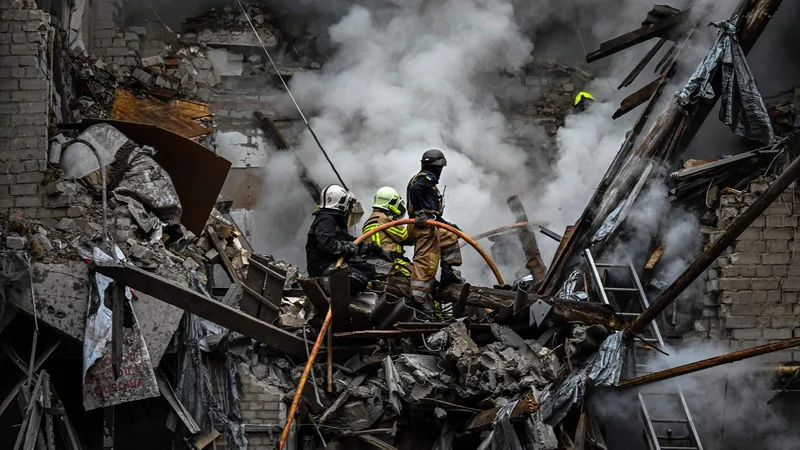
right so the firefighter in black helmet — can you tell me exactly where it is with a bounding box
[406,149,462,306]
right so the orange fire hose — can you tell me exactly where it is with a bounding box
[278,219,504,449]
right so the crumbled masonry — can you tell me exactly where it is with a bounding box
[1,0,799,449]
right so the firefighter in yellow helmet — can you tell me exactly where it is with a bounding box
[362,187,413,280]
[574,91,595,113]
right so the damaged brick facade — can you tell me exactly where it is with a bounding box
[0,0,51,218]
[698,179,800,362]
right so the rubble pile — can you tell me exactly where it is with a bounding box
[5,1,800,450]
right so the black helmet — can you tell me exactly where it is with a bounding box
[421,149,447,168]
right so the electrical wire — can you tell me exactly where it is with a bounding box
[235,0,348,190]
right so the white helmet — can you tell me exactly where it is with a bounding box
[320,184,353,212]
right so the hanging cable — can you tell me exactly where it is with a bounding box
[235,0,349,190]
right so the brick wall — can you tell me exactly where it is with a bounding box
[91,0,140,66]
[0,0,52,219]
[210,357,287,450]
[700,179,800,362]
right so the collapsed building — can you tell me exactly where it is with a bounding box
[2,0,800,449]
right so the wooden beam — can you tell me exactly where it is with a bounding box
[613,78,661,119]
[0,340,61,419]
[464,396,539,432]
[298,278,330,315]
[329,265,352,333]
[586,10,689,62]
[618,38,666,89]
[155,371,201,435]
[619,337,800,389]
[12,372,45,450]
[91,262,312,359]
[507,195,547,287]
[206,226,241,283]
[111,282,125,379]
[254,111,322,202]
[240,256,281,322]
[437,284,623,330]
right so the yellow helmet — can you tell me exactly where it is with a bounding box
[373,186,406,217]
[574,91,595,106]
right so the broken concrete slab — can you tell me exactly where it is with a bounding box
[6,261,182,366]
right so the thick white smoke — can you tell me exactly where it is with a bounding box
[258,0,540,282]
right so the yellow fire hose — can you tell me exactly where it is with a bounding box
[279,219,504,448]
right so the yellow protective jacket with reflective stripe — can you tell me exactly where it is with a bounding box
[362,210,409,254]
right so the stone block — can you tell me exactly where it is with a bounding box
[9,184,37,196]
[16,172,44,184]
[0,79,18,90]
[730,304,762,316]
[730,252,760,265]
[95,29,116,39]
[767,290,781,303]
[19,78,46,90]
[766,240,789,252]
[738,228,762,240]
[772,317,800,328]
[10,44,37,55]
[18,55,37,66]
[763,253,791,265]
[14,195,41,207]
[67,205,84,217]
[731,328,761,340]
[765,229,792,240]
[725,316,757,329]
[6,234,27,249]
[766,216,784,228]
[763,303,793,316]
[764,328,792,340]
[782,276,800,291]
[44,193,73,208]
[105,47,128,57]
[718,278,750,291]
[112,38,125,47]
[19,103,46,114]
[784,292,799,304]
[751,278,780,290]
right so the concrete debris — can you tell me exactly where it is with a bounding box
[57,218,79,231]
[6,235,26,250]
[5,0,796,449]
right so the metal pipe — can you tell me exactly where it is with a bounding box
[629,153,800,334]
[618,337,800,389]
[279,219,505,449]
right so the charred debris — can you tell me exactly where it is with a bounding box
[1,0,799,449]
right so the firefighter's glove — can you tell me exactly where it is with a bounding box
[414,211,429,228]
[377,248,394,262]
[356,242,372,256]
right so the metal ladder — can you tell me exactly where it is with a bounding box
[583,250,704,450]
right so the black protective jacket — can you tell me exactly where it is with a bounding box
[305,209,358,277]
[406,169,442,216]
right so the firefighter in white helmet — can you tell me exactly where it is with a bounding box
[305,184,390,293]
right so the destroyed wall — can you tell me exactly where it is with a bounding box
[697,179,800,362]
[0,0,52,220]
